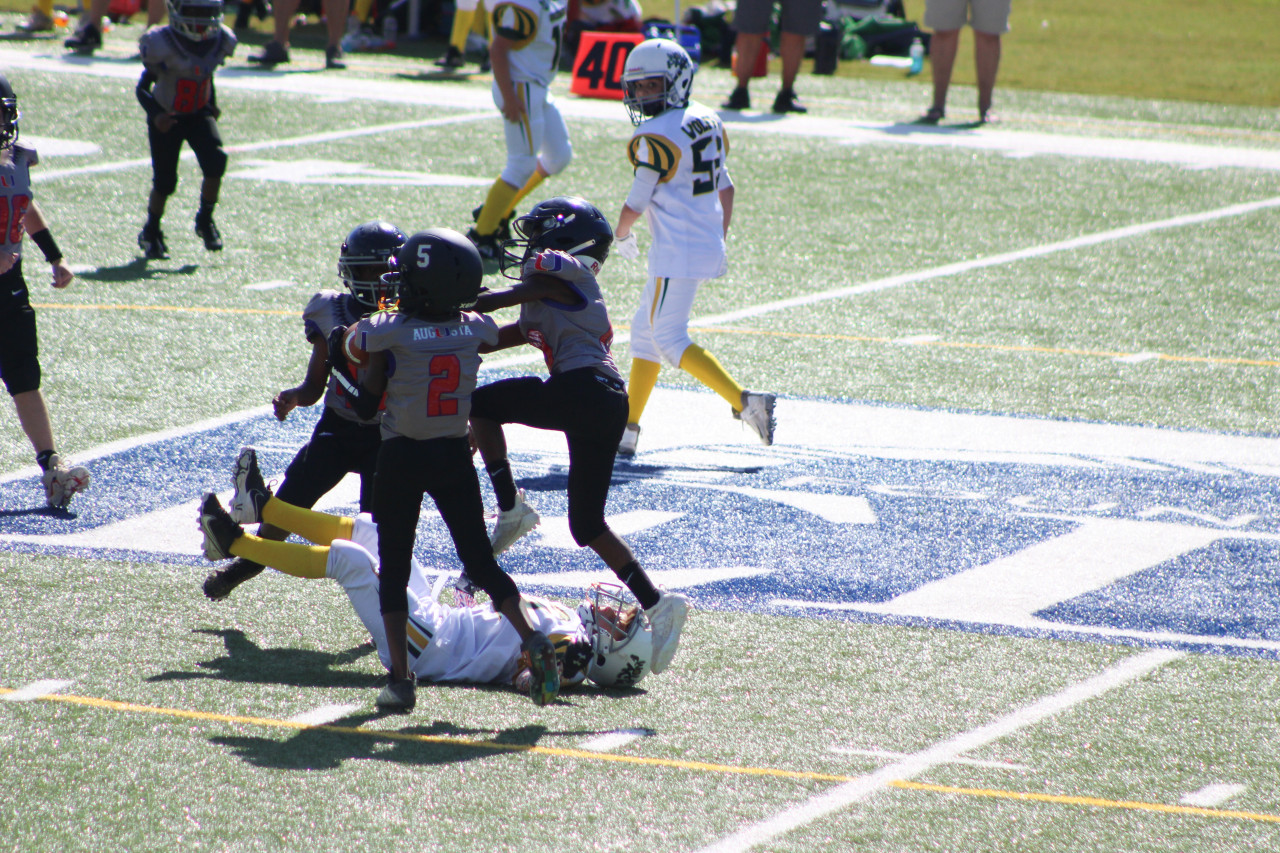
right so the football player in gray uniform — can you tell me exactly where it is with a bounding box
[330,228,562,712]
[468,196,691,677]
[0,73,91,510]
[202,222,405,602]
[135,0,236,260]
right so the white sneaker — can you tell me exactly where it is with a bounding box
[645,589,690,675]
[735,391,777,446]
[490,489,540,555]
[41,453,90,510]
[617,423,641,457]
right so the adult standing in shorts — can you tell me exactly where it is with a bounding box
[916,0,1011,125]
[721,0,823,114]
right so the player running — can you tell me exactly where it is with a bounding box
[468,196,690,677]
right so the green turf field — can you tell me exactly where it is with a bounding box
[1,14,1279,853]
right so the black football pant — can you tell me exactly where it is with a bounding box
[372,434,518,615]
[471,366,627,545]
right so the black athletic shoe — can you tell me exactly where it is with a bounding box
[194,215,222,251]
[203,558,265,600]
[435,45,465,69]
[470,204,514,242]
[248,40,290,65]
[325,44,346,70]
[138,226,169,260]
[771,88,807,114]
[376,674,416,713]
[65,23,102,53]
[721,86,750,110]
[199,492,244,561]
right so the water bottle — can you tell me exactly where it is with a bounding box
[382,14,398,48]
[908,37,924,76]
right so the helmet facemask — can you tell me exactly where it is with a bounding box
[167,0,224,40]
[0,97,18,151]
[580,583,652,688]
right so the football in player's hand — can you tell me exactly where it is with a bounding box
[342,325,370,369]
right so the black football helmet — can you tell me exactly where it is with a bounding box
[500,196,613,280]
[385,228,483,317]
[167,0,225,40]
[0,73,20,151]
[339,220,406,309]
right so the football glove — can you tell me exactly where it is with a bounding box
[325,325,349,375]
[616,232,640,261]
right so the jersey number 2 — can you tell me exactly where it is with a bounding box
[427,354,461,417]
[0,194,30,245]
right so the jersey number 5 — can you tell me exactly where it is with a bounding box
[427,354,461,417]
[691,135,724,196]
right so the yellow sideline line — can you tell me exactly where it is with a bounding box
[699,325,1280,369]
[32,303,297,317]
[4,686,1280,825]
[28,306,1280,368]
[889,780,1280,824]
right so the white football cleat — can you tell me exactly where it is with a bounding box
[734,391,776,446]
[42,453,90,510]
[645,589,690,675]
[490,489,540,555]
[617,423,641,457]
[229,446,273,524]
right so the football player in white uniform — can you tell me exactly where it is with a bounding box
[198,491,655,693]
[467,0,572,268]
[613,39,777,456]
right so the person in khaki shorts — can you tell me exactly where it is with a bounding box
[917,0,1011,125]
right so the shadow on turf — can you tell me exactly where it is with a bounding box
[147,628,382,689]
[211,719,581,770]
[75,258,200,283]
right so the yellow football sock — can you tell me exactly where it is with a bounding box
[35,0,54,18]
[678,344,746,411]
[230,533,330,579]
[449,7,474,51]
[509,167,547,210]
[353,0,373,22]
[475,1,489,37]
[260,498,355,547]
[626,357,662,423]
[476,178,520,235]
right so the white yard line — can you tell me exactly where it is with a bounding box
[696,649,1182,853]
[1,679,74,701]
[285,703,364,726]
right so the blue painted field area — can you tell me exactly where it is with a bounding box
[4,384,1278,660]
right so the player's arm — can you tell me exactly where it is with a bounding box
[488,35,523,123]
[478,322,527,353]
[22,201,73,290]
[350,350,387,422]
[272,339,329,421]
[474,274,580,312]
[719,184,734,236]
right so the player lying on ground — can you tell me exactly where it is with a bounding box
[198,490,655,693]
